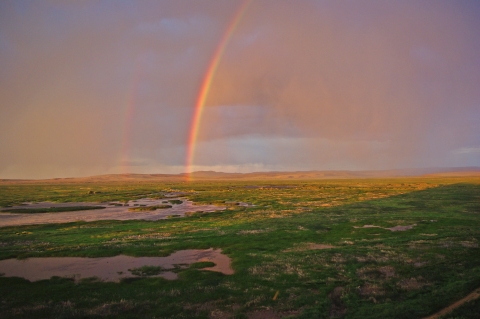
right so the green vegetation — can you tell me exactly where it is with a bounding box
[128,205,172,212]
[190,261,216,269]
[168,200,183,205]
[0,177,479,318]
[128,265,164,277]
[128,262,214,277]
[1,206,105,214]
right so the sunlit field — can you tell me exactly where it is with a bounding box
[0,177,479,318]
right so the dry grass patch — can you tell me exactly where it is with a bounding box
[86,299,140,316]
[247,309,282,319]
[128,205,172,212]
[413,261,428,267]
[358,283,385,297]
[310,243,336,250]
[397,277,428,290]
[409,240,432,249]
[461,240,478,248]
[378,266,395,278]
[237,229,270,235]
[385,224,416,232]
[329,286,347,318]
[355,264,397,280]
[283,242,335,252]
[209,309,232,319]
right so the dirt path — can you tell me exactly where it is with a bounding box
[423,288,480,319]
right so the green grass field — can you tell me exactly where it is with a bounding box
[0,177,479,318]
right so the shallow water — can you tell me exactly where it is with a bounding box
[0,248,233,282]
[0,198,225,227]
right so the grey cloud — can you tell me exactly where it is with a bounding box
[0,0,479,178]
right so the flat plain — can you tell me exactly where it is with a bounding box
[0,176,479,318]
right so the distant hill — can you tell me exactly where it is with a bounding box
[421,170,480,177]
[1,167,479,184]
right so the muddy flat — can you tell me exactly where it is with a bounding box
[0,248,233,282]
[0,198,225,227]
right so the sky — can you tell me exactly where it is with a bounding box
[1,0,479,179]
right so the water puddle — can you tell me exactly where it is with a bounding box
[0,198,225,227]
[0,248,233,282]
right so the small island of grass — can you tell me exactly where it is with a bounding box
[128,205,172,212]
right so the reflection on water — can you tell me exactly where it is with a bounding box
[0,248,233,282]
[0,198,225,227]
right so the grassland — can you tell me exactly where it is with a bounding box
[0,177,479,318]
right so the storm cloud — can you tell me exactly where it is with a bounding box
[1,0,479,178]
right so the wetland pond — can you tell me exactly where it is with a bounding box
[0,248,233,282]
[0,198,225,227]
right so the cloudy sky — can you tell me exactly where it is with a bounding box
[1,0,479,179]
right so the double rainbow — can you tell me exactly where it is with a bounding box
[185,0,252,180]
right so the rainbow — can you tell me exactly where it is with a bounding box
[185,0,252,180]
